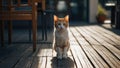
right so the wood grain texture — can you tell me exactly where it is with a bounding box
[0,24,120,68]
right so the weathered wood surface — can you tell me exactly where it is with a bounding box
[0,24,120,68]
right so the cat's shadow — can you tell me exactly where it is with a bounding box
[51,57,75,68]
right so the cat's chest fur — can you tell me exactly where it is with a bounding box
[55,30,69,45]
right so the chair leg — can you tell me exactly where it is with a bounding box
[32,20,37,52]
[8,21,12,44]
[32,2,37,52]
[0,21,4,47]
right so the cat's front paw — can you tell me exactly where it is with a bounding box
[63,53,68,59]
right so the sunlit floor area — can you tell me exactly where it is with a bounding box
[0,23,120,68]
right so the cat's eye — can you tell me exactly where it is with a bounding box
[58,23,61,25]
[63,23,66,25]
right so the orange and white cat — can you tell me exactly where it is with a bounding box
[54,15,70,59]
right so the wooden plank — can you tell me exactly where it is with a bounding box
[75,27,100,45]
[94,45,120,68]
[87,26,119,45]
[69,50,77,68]
[31,44,47,68]
[46,44,53,68]
[32,44,53,68]
[95,25,120,40]
[69,29,93,68]
[70,27,108,68]
[69,27,90,46]
[28,45,44,68]
[69,32,83,68]
[0,44,31,68]
[30,56,39,68]
[30,44,52,68]
[0,29,53,67]
[1,14,32,20]
[84,26,120,60]
[30,56,47,68]
[86,26,116,45]
[78,26,120,68]
[38,57,46,68]
[0,29,30,61]
[14,46,33,68]
[71,29,91,67]
[96,25,120,40]
[0,29,29,56]
[14,44,41,68]
[1,24,120,68]
[72,27,110,68]
[46,57,52,68]
[91,26,120,49]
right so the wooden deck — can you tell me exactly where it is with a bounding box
[0,24,120,68]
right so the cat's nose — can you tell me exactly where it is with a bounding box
[60,27,63,29]
[61,26,64,29]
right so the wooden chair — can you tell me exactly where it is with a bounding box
[0,0,40,51]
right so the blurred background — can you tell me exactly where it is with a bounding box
[2,0,119,28]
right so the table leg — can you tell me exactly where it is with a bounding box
[44,12,47,40]
[42,12,45,40]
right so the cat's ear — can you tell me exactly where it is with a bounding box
[54,15,58,23]
[64,15,69,23]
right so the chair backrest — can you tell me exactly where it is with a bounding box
[0,0,40,20]
[0,0,44,12]
[0,0,33,10]
[0,0,45,20]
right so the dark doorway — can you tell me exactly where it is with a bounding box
[70,0,89,22]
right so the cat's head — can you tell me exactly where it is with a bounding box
[54,15,69,31]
